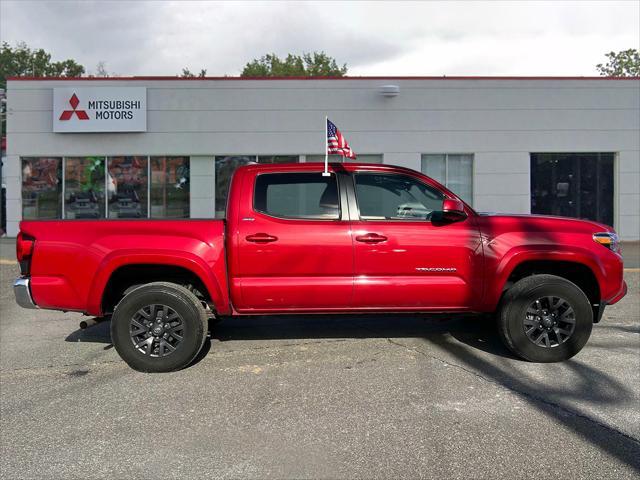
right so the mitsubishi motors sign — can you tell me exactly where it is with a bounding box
[53,87,147,132]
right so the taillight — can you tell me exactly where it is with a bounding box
[16,232,35,275]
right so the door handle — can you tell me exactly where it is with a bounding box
[246,233,278,243]
[355,233,388,243]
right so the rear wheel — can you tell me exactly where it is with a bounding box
[111,282,208,372]
[498,274,593,362]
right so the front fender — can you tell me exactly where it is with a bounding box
[481,244,605,311]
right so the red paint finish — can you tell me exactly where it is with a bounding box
[19,219,229,316]
[351,218,483,309]
[18,162,626,318]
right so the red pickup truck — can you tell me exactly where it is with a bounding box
[14,163,626,372]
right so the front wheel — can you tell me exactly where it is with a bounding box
[111,282,208,372]
[498,274,593,362]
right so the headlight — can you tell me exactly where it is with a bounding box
[593,232,620,253]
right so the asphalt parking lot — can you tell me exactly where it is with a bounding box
[1,240,638,479]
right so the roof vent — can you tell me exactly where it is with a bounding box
[379,84,400,97]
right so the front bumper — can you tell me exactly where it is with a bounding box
[13,277,38,309]
[607,280,628,306]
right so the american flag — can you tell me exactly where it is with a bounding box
[327,119,356,159]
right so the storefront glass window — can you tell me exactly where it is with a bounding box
[64,157,106,219]
[107,156,148,218]
[215,156,255,218]
[21,157,62,219]
[306,154,383,164]
[214,155,299,218]
[150,156,190,218]
[421,153,473,205]
[257,155,299,164]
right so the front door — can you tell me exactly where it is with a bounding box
[234,170,353,311]
[348,171,483,310]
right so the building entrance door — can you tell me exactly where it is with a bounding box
[531,153,614,227]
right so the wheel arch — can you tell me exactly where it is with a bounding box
[484,249,605,312]
[88,253,229,316]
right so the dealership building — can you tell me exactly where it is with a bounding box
[3,76,639,239]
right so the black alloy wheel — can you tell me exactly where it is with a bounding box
[111,282,208,372]
[129,304,185,357]
[523,296,576,348]
[498,274,593,362]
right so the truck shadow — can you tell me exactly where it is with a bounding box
[65,313,512,357]
[64,312,639,470]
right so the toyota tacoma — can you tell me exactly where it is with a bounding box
[14,163,627,372]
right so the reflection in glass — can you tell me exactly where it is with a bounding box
[215,156,255,218]
[64,157,105,219]
[22,157,62,219]
[107,156,148,218]
[150,157,190,218]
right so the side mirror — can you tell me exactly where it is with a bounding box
[442,198,467,222]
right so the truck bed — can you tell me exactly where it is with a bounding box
[19,219,228,315]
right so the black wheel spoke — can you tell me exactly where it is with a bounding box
[130,304,184,358]
[524,296,576,348]
[130,319,148,335]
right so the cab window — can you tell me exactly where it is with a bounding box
[354,173,444,221]
[254,173,340,220]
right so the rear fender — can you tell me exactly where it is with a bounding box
[87,251,230,316]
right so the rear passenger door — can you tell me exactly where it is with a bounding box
[233,170,354,312]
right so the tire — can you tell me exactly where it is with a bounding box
[111,282,208,372]
[498,274,593,362]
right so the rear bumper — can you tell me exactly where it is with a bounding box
[13,277,38,309]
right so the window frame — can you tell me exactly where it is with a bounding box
[252,171,345,222]
[349,171,448,223]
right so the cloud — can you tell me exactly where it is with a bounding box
[1,0,638,76]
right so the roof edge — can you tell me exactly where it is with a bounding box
[6,75,640,82]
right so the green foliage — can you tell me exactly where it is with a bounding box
[596,49,640,77]
[0,41,85,89]
[241,52,347,77]
[181,68,207,78]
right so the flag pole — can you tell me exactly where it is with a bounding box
[323,116,330,176]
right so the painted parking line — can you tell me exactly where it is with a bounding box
[624,268,640,272]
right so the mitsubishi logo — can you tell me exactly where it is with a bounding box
[59,93,89,121]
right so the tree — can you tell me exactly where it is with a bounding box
[241,52,347,77]
[181,68,207,78]
[0,41,85,89]
[596,49,640,77]
[94,61,109,78]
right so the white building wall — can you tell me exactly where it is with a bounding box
[5,77,640,238]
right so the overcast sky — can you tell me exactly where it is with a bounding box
[1,1,638,77]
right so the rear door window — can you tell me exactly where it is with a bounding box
[254,173,340,220]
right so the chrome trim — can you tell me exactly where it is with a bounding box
[13,277,38,309]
